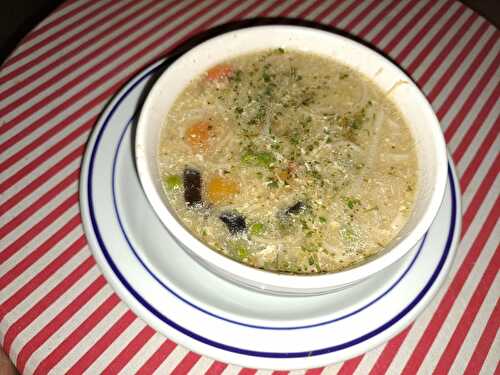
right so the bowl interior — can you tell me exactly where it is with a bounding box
[135,25,447,292]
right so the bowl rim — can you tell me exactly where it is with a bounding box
[135,25,448,291]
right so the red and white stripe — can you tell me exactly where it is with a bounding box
[1,0,498,373]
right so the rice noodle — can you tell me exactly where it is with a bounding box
[331,140,362,153]
[357,78,369,110]
[387,118,401,131]
[366,108,384,169]
[322,241,338,254]
[384,153,409,162]
[390,211,407,231]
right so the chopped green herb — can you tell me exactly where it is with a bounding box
[307,169,322,181]
[233,69,242,82]
[267,178,279,189]
[271,142,281,150]
[301,243,317,252]
[344,196,361,209]
[340,226,357,242]
[290,134,300,145]
[241,151,276,168]
[306,253,321,272]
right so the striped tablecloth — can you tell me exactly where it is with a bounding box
[1,0,498,373]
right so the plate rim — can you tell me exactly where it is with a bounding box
[79,59,462,369]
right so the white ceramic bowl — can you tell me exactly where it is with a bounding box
[135,25,448,295]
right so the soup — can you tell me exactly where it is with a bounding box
[158,49,418,274]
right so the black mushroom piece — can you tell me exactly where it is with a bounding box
[284,201,306,216]
[183,168,202,207]
[219,212,246,235]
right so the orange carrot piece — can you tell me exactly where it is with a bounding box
[277,169,289,182]
[185,121,210,150]
[207,176,240,204]
[206,64,232,81]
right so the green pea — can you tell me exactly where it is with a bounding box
[250,223,264,236]
[241,153,256,164]
[165,175,182,191]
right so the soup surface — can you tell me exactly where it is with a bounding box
[159,49,418,274]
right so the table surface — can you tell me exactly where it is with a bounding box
[1,0,498,373]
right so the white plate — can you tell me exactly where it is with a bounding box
[80,60,461,370]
